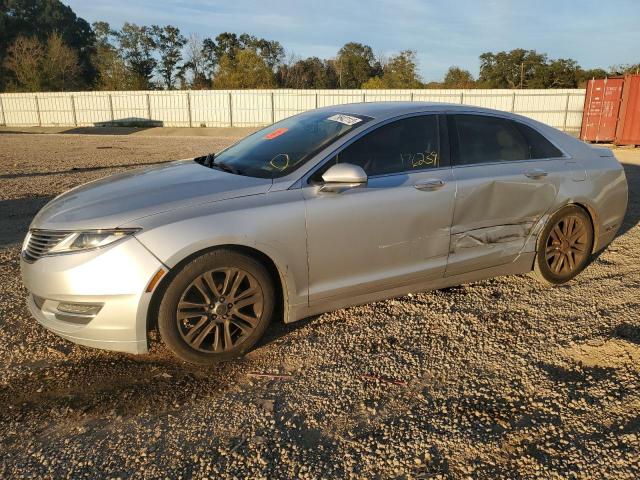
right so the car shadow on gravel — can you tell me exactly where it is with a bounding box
[583,162,639,267]
[537,360,615,384]
[612,322,640,345]
[0,125,160,136]
[0,314,317,422]
[255,315,318,349]
[0,352,243,419]
[617,162,640,237]
[0,196,53,246]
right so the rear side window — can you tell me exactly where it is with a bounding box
[451,114,529,165]
[312,115,440,181]
[514,123,563,159]
[450,114,563,165]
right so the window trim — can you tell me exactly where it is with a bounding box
[447,112,570,168]
[303,112,448,185]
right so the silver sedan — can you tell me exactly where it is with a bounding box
[20,103,628,364]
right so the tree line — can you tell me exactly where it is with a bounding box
[1,0,638,93]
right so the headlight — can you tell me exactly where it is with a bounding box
[48,229,139,254]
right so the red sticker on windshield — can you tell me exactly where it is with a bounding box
[264,128,288,140]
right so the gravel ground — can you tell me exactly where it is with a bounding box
[0,132,639,479]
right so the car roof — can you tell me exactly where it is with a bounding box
[315,101,520,121]
[274,101,591,187]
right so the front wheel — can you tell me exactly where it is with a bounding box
[531,205,594,285]
[158,250,275,365]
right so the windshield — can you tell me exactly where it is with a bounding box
[210,110,372,178]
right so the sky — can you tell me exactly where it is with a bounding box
[65,0,640,82]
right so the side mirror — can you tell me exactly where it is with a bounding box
[319,163,368,193]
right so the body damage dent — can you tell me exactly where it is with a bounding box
[451,180,556,234]
[450,223,533,252]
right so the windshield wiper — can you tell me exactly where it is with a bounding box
[194,152,216,167]
[211,160,243,175]
[194,153,242,175]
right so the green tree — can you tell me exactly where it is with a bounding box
[212,49,275,89]
[152,25,186,89]
[211,32,242,64]
[544,58,579,88]
[323,59,339,88]
[362,50,422,89]
[335,42,377,88]
[4,32,80,91]
[0,0,95,90]
[42,31,80,90]
[91,22,133,90]
[183,33,209,88]
[609,63,640,75]
[361,76,386,89]
[479,49,547,88]
[277,57,336,88]
[117,22,157,89]
[383,50,421,88]
[576,68,607,87]
[3,35,45,91]
[443,66,475,88]
[238,33,284,70]
[200,37,218,80]
[205,32,284,74]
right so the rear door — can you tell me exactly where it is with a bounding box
[445,113,571,276]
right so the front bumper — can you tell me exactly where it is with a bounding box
[20,237,165,354]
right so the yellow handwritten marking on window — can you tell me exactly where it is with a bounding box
[400,151,439,168]
[269,153,290,171]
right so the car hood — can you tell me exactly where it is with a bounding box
[31,160,273,231]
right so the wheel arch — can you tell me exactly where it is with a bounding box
[538,201,598,253]
[564,201,599,253]
[146,244,288,337]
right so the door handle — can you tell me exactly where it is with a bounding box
[414,178,445,191]
[524,169,548,179]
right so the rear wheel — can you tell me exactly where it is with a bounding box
[531,205,594,285]
[158,250,274,365]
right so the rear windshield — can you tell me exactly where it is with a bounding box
[211,110,372,178]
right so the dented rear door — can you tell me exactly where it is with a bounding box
[445,113,566,276]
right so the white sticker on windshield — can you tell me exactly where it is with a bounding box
[327,114,362,126]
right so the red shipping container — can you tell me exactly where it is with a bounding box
[615,74,640,146]
[580,77,624,142]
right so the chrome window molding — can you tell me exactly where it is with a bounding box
[444,109,572,161]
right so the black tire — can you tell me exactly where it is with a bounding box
[531,205,594,285]
[158,250,274,365]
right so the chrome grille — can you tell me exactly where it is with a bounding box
[23,230,70,261]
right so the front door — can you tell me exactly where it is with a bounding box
[303,114,455,303]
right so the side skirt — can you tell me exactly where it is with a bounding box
[288,252,536,322]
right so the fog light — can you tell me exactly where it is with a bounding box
[55,302,103,324]
[32,294,45,310]
[57,302,103,316]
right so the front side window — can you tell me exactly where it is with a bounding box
[314,115,440,181]
[209,111,372,178]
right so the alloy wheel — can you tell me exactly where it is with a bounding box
[175,267,264,353]
[544,214,589,275]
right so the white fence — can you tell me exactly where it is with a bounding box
[0,88,586,133]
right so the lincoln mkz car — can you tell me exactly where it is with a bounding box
[21,103,628,364]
